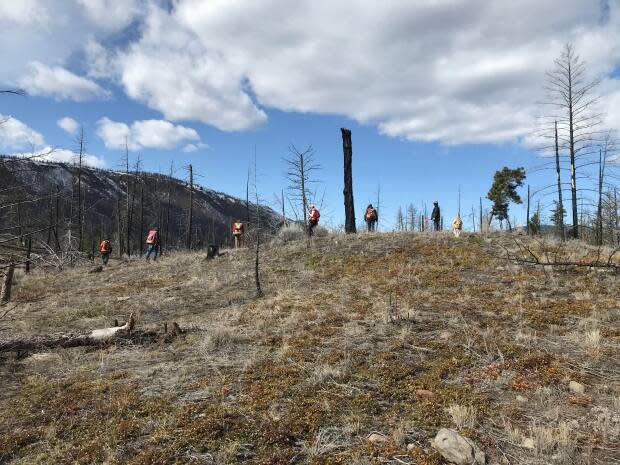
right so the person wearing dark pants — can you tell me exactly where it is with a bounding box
[431,201,441,231]
[145,228,160,261]
[99,239,112,265]
[308,205,320,236]
[365,204,378,232]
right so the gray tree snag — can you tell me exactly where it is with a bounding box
[554,121,566,241]
[76,127,85,251]
[285,145,320,223]
[544,44,602,239]
[252,156,263,298]
[341,128,356,234]
[123,139,132,256]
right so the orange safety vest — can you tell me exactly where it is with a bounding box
[365,208,376,221]
[99,240,112,253]
[232,222,244,235]
[146,230,158,244]
[309,208,320,222]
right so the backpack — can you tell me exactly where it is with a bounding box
[366,208,376,221]
[99,240,112,253]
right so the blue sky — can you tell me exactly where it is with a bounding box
[1,1,619,230]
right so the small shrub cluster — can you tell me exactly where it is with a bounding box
[276,223,329,243]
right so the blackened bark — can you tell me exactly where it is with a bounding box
[186,164,193,250]
[341,128,356,234]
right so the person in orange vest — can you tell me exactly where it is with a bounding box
[145,227,159,261]
[365,204,378,232]
[232,220,245,248]
[452,214,463,238]
[99,239,112,265]
[308,205,320,236]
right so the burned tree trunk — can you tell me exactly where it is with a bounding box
[53,185,61,251]
[25,235,32,273]
[341,128,356,234]
[116,198,123,258]
[526,185,530,236]
[186,164,194,250]
[1,263,15,304]
[138,183,144,255]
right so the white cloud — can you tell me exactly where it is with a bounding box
[3,1,620,145]
[0,114,45,150]
[19,62,109,101]
[170,0,620,143]
[96,117,203,151]
[77,0,142,32]
[57,117,80,135]
[602,79,620,134]
[182,142,209,153]
[115,5,267,131]
[76,0,618,143]
[84,39,115,79]
[0,0,49,25]
[0,115,104,167]
[10,146,106,168]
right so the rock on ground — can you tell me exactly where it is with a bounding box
[432,428,486,465]
[569,380,585,394]
[367,432,388,444]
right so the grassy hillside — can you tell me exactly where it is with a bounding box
[0,232,618,464]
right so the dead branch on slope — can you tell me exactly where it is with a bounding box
[498,237,620,273]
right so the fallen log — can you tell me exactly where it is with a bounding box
[0,314,185,354]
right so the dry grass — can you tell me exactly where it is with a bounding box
[0,232,618,464]
[446,404,477,430]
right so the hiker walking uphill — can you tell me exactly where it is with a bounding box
[452,214,463,238]
[365,204,378,232]
[308,205,320,236]
[232,220,245,249]
[431,201,441,231]
[99,239,112,265]
[145,227,159,261]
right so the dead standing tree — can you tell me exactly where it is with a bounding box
[186,164,194,250]
[121,139,132,256]
[553,120,566,241]
[341,128,356,233]
[75,127,86,251]
[543,44,602,239]
[250,155,263,297]
[284,145,320,225]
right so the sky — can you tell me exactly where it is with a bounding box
[1,0,619,230]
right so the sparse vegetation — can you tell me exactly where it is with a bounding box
[0,232,618,464]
